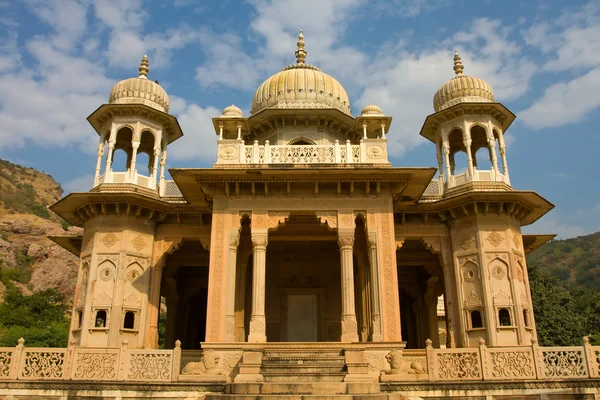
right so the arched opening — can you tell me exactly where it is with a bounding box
[470,125,492,170]
[112,127,134,172]
[123,311,135,329]
[493,129,505,173]
[498,308,512,326]
[95,310,107,328]
[353,215,371,342]
[135,151,151,175]
[138,130,156,177]
[396,239,446,348]
[470,310,483,328]
[447,128,467,178]
[99,130,110,176]
[160,240,210,349]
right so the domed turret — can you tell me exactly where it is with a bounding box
[222,104,243,117]
[361,104,383,116]
[433,51,494,112]
[251,31,351,116]
[108,55,170,113]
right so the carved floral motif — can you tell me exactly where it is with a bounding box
[460,236,475,251]
[74,352,118,380]
[21,351,65,379]
[131,235,147,251]
[512,232,521,249]
[0,351,11,378]
[128,353,171,381]
[436,352,481,379]
[486,231,504,247]
[491,265,506,280]
[490,350,535,379]
[542,350,587,378]
[100,233,118,248]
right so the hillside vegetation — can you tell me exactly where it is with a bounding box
[527,232,600,291]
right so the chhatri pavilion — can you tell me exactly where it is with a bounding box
[4,32,599,399]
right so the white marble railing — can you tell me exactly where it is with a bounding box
[94,171,157,191]
[450,169,507,188]
[216,139,390,165]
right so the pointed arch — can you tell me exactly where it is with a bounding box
[288,136,316,145]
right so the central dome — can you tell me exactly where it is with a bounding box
[251,31,351,116]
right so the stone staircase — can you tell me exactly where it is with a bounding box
[219,346,400,399]
[260,347,347,382]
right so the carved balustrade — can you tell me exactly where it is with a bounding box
[2,337,600,383]
[217,140,390,165]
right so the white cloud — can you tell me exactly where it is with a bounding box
[519,68,600,129]
[167,97,220,163]
[63,173,94,194]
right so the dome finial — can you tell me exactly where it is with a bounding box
[295,30,307,64]
[453,50,464,76]
[138,54,149,79]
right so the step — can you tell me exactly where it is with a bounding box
[262,372,347,383]
[207,395,408,400]
[263,357,346,364]
[227,382,382,395]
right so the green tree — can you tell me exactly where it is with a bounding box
[0,285,70,347]
[528,263,600,346]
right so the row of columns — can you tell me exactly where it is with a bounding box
[222,223,384,343]
[93,124,168,190]
[435,122,510,189]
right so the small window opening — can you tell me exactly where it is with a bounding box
[523,309,530,327]
[470,310,483,328]
[499,308,512,326]
[95,310,107,328]
[124,311,135,329]
[77,310,83,328]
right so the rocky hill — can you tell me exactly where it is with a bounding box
[0,159,80,301]
[527,232,600,292]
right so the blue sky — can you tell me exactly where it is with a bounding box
[0,0,598,239]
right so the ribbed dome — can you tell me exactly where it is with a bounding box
[433,51,494,112]
[251,31,351,116]
[361,104,383,116]
[108,55,170,113]
[222,104,243,117]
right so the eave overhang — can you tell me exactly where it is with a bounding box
[396,190,554,226]
[248,108,356,133]
[50,191,208,227]
[170,167,437,208]
[522,234,556,255]
[87,103,184,144]
[419,102,516,143]
[49,235,83,257]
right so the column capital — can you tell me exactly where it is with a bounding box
[367,232,378,249]
[251,232,268,249]
[229,229,240,248]
[338,232,354,249]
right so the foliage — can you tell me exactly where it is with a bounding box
[158,310,167,349]
[0,284,70,347]
[528,263,600,346]
[528,232,600,291]
[0,159,52,219]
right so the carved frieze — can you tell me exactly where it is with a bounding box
[131,235,148,251]
[486,231,504,247]
[100,233,119,249]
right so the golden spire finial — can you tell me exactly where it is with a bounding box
[138,54,149,79]
[453,50,464,76]
[295,30,306,64]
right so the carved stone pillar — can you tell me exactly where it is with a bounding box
[94,141,104,186]
[248,232,268,343]
[224,229,240,342]
[367,232,383,341]
[130,141,140,177]
[145,264,163,348]
[165,285,179,348]
[339,231,359,342]
[464,138,474,179]
[425,277,440,348]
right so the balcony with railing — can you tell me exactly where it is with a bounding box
[215,139,390,166]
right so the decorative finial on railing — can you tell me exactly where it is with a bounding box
[425,338,432,347]
[17,337,24,346]
[295,30,306,64]
[583,336,590,344]
[175,339,181,348]
[139,54,149,79]
[453,50,464,76]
